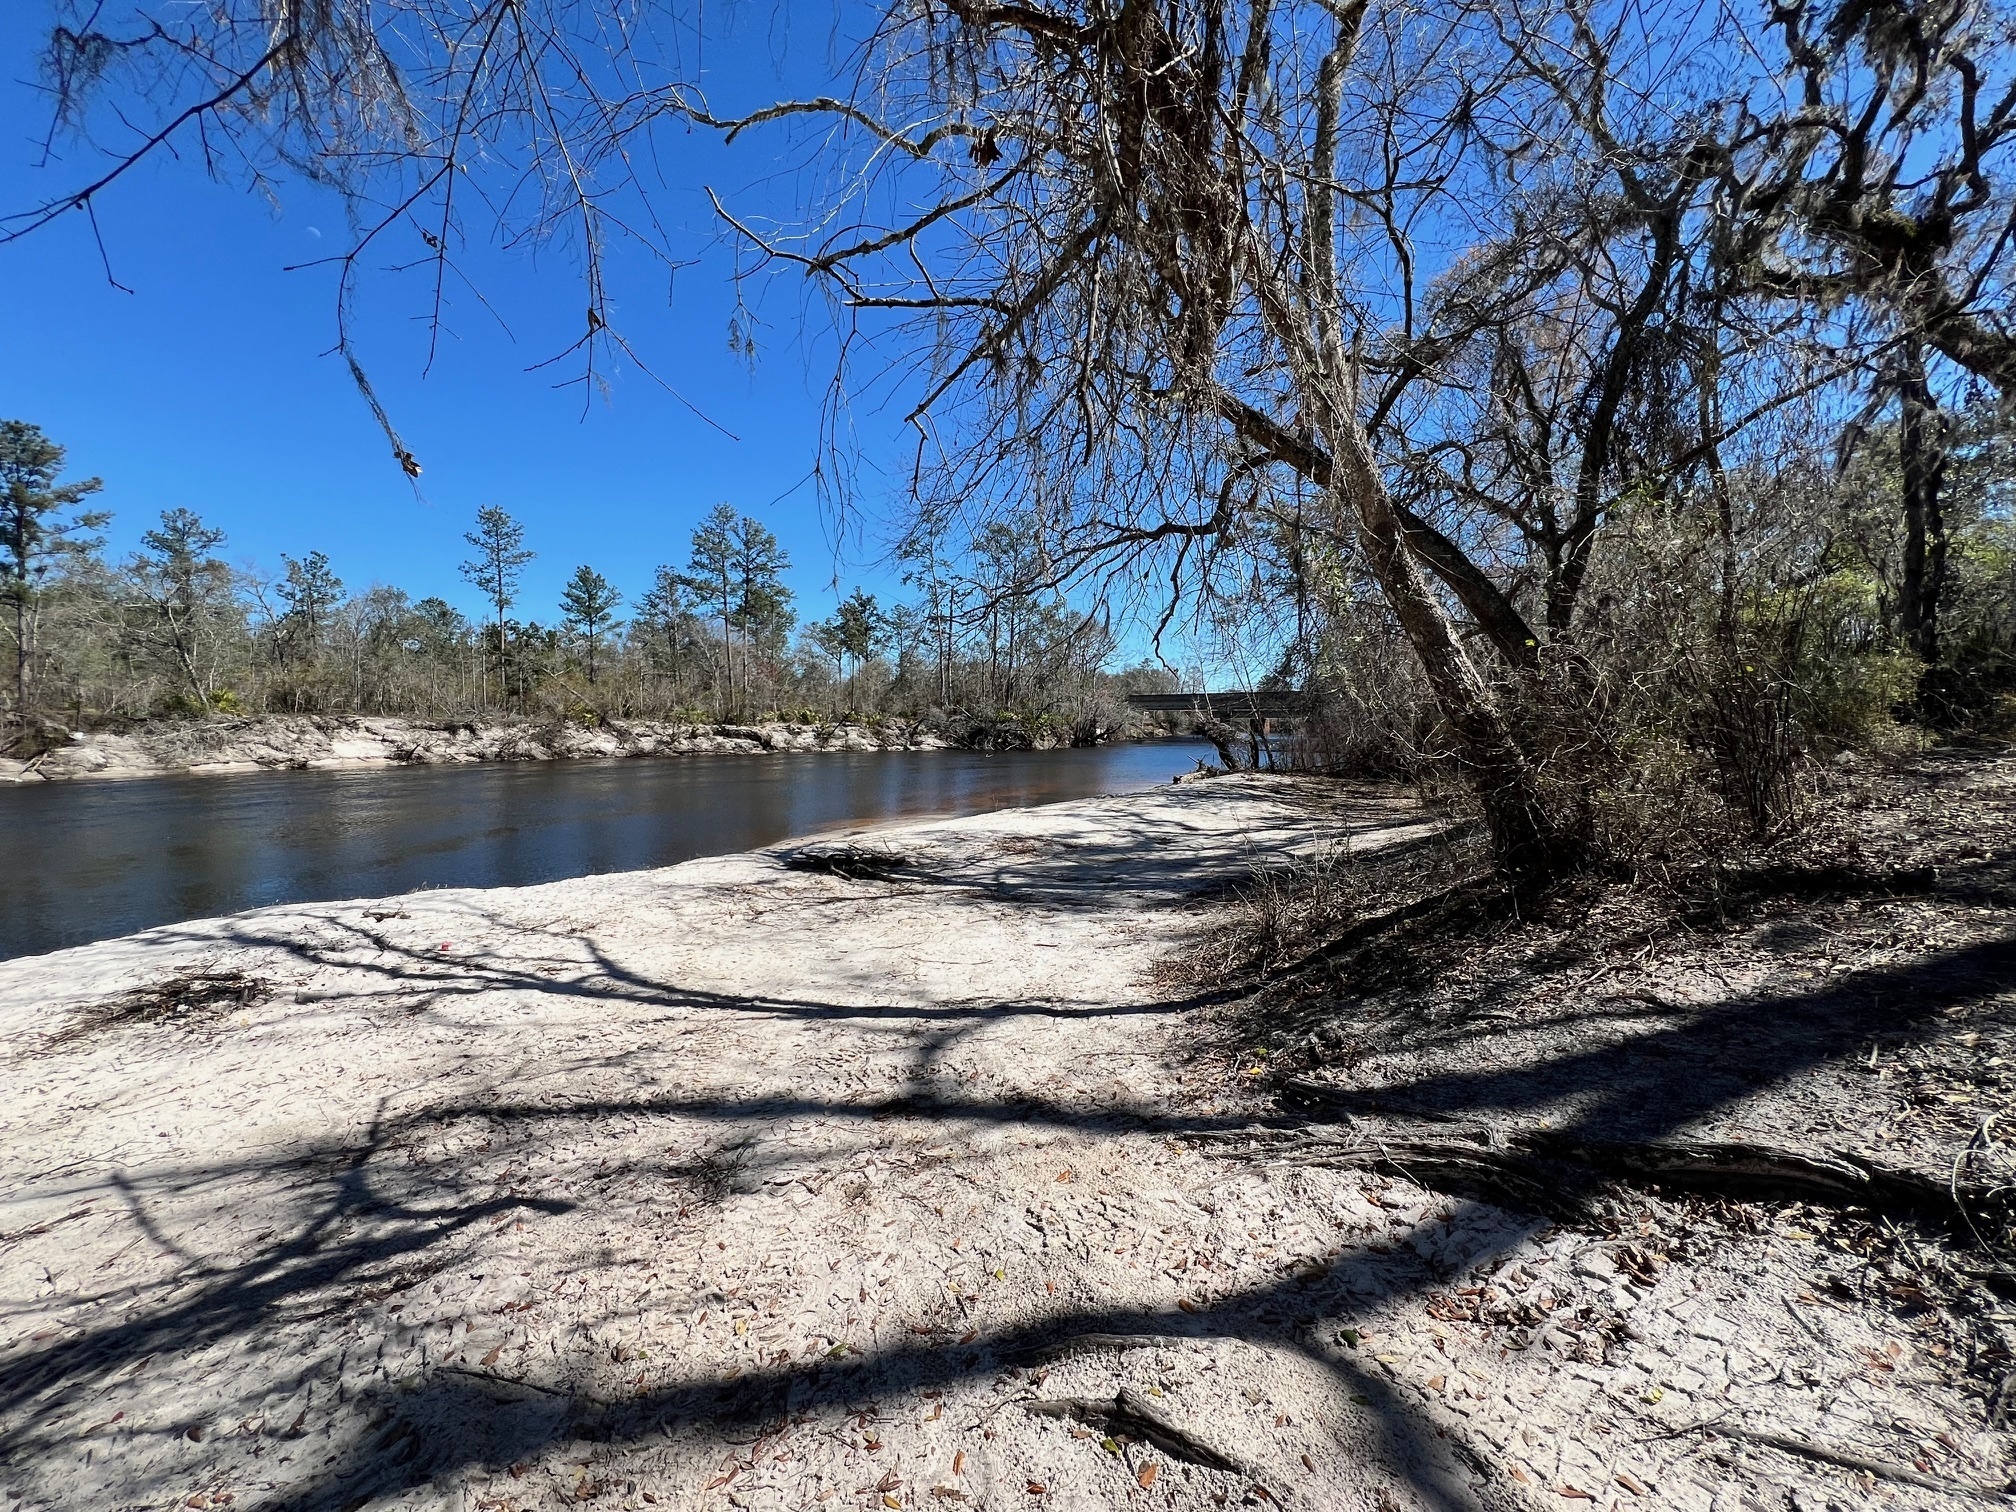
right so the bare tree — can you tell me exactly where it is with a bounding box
[675,0,1779,875]
[14,0,720,464]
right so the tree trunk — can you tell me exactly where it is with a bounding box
[1896,340,1949,665]
[1324,416,1564,879]
[1279,7,1565,883]
[11,583,26,718]
[172,629,208,713]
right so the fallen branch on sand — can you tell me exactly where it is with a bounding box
[42,969,270,1050]
[782,844,909,881]
[438,1365,583,1403]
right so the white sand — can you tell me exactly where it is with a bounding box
[1,777,1994,1511]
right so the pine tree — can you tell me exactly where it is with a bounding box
[727,514,794,695]
[832,591,886,671]
[277,550,345,662]
[0,421,107,719]
[680,504,742,710]
[458,506,533,702]
[635,565,697,683]
[133,509,230,712]
[558,565,624,684]
[825,589,887,704]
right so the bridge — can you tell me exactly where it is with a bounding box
[1123,690,1309,721]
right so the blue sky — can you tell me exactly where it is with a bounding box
[0,5,913,630]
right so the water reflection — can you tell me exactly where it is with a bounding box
[0,742,1212,959]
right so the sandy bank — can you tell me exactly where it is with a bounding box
[0,777,2000,1512]
[0,714,963,784]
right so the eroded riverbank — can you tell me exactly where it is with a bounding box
[0,714,964,784]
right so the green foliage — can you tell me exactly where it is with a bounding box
[7,451,1136,732]
[831,590,887,663]
[277,550,344,649]
[0,419,107,714]
[558,565,623,684]
[1829,397,2016,729]
[128,509,234,713]
[459,506,533,624]
[458,505,534,702]
[808,589,889,702]
[1922,517,2016,730]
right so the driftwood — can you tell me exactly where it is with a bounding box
[43,969,271,1050]
[782,844,908,881]
[1023,1388,1274,1487]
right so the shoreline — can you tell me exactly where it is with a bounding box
[0,713,1164,786]
[0,737,1218,964]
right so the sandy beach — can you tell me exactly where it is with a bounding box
[1,775,2003,1512]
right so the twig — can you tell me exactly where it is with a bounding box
[1781,1295,1828,1343]
[1952,1113,2002,1248]
[1635,1407,1728,1442]
[438,1364,580,1400]
[1694,1421,2013,1503]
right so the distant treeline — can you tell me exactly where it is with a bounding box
[0,423,1174,737]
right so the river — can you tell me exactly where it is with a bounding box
[0,741,1214,960]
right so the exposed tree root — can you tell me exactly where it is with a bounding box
[1211,1083,2002,1231]
[1023,1388,1274,1487]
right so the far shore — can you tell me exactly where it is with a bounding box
[0,712,1180,786]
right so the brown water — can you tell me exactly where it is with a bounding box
[0,742,1214,960]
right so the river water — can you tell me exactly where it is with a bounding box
[0,741,1214,960]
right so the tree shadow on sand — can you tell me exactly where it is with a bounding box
[10,932,2012,1506]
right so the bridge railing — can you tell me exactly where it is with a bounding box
[1122,691,1309,719]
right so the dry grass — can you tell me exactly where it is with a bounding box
[1195,821,1489,984]
[1191,749,2016,1252]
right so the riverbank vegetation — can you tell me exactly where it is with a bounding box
[658,0,2016,887]
[0,427,1171,745]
